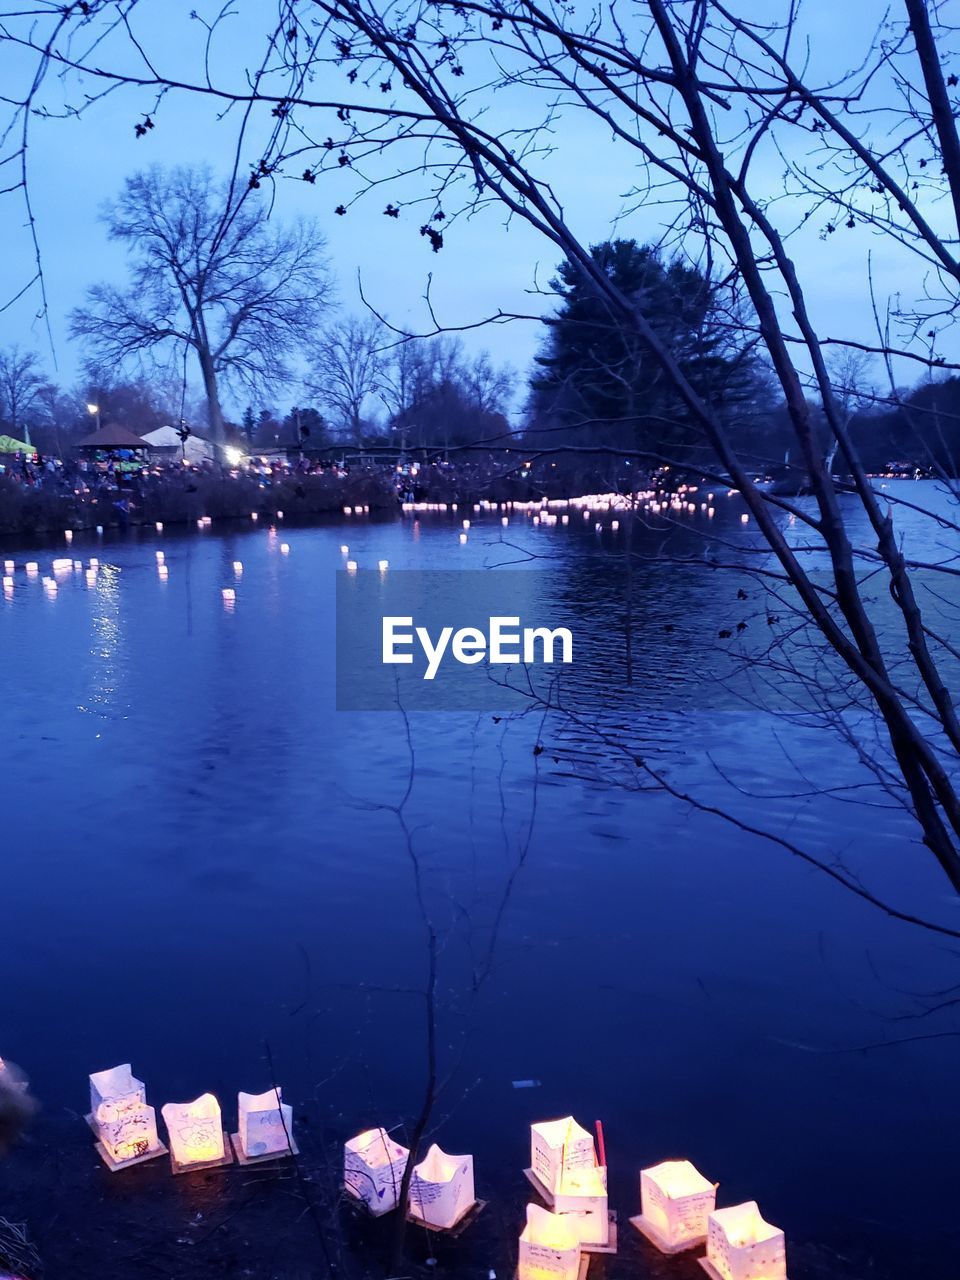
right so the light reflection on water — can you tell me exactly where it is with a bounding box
[0,482,958,1270]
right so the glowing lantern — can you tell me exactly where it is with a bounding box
[277,510,284,519]
[3,560,13,573]
[161,1093,232,1173]
[222,588,236,602]
[2,576,12,589]
[96,525,103,534]
[251,512,258,521]
[156,522,164,531]
[64,529,73,541]
[463,519,470,529]
[340,545,349,555]
[530,1117,596,1195]
[155,551,164,564]
[611,520,619,531]
[346,560,357,574]
[89,558,99,568]
[343,1127,409,1215]
[233,1087,295,1161]
[233,561,243,575]
[344,506,353,515]
[280,542,290,555]
[633,1159,716,1253]
[459,533,468,544]
[25,562,38,576]
[554,1164,609,1247]
[158,565,168,581]
[88,1063,164,1170]
[702,1202,787,1280]
[85,570,97,586]
[740,513,749,524]
[408,1143,476,1230]
[378,559,389,572]
[74,560,82,570]
[501,516,509,526]
[518,1203,581,1280]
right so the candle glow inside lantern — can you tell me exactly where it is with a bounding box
[407,1142,476,1230]
[633,1159,716,1253]
[530,1116,597,1195]
[343,1127,410,1215]
[233,1087,295,1162]
[518,1203,582,1280]
[701,1201,788,1280]
[161,1093,232,1173]
[88,1063,165,1169]
[554,1163,609,1247]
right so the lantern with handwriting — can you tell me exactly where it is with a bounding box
[88,1063,164,1169]
[530,1117,596,1195]
[554,1163,609,1247]
[518,1204,581,1280]
[235,1088,294,1160]
[702,1202,788,1280]
[343,1128,409,1215]
[161,1094,230,1172]
[634,1159,716,1253]
[408,1143,476,1230]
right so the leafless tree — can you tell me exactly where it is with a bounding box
[70,166,332,441]
[0,347,49,445]
[310,314,385,443]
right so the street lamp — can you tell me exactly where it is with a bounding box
[86,403,101,431]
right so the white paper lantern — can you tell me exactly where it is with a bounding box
[554,1164,608,1247]
[88,1063,163,1168]
[634,1159,716,1253]
[161,1093,227,1169]
[518,1203,581,1280]
[408,1143,476,1230]
[343,1127,410,1215]
[530,1117,596,1194]
[236,1088,294,1159]
[703,1201,788,1280]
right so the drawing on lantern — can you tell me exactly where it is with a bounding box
[701,1201,788,1280]
[233,1087,295,1162]
[87,1063,165,1170]
[407,1143,477,1231]
[518,1203,582,1280]
[161,1093,232,1173]
[343,1127,410,1215]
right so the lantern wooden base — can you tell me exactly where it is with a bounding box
[169,1132,235,1176]
[523,1168,557,1204]
[230,1132,299,1166]
[631,1214,705,1254]
[699,1260,789,1280]
[405,1198,488,1237]
[85,1114,168,1172]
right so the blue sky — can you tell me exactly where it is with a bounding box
[0,1,954,416]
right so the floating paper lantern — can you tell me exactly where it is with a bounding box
[155,522,164,532]
[25,562,38,576]
[703,1202,787,1280]
[251,512,258,521]
[158,565,168,581]
[88,1063,164,1169]
[740,513,749,524]
[459,533,468,544]
[344,1127,410,1215]
[340,544,349,555]
[233,561,243,575]
[408,1143,476,1230]
[276,510,284,519]
[85,570,97,586]
[74,560,82,570]
[344,506,353,515]
[554,1163,609,1247]
[161,1094,230,1171]
[89,558,99,568]
[378,559,389,572]
[222,588,236,602]
[280,543,290,555]
[234,1087,294,1160]
[501,516,509,526]
[3,560,13,573]
[96,525,103,534]
[2,576,12,589]
[518,1203,581,1280]
[155,551,165,564]
[346,560,357,574]
[611,520,619,531]
[530,1117,596,1194]
[633,1159,716,1253]
[64,529,73,541]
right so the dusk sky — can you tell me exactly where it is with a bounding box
[0,1,953,419]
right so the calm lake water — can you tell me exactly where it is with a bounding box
[1,481,959,1275]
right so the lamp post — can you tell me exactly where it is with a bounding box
[86,402,101,431]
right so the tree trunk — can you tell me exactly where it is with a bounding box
[197,347,226,442]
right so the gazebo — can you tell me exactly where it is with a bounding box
[75,424,150,452]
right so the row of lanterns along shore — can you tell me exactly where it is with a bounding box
[343,1115,788,1280]
[86,1069,786,1280]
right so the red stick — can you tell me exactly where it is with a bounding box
[595,1120,606,1169]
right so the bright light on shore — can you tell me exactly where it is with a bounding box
[224,446,243,466]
